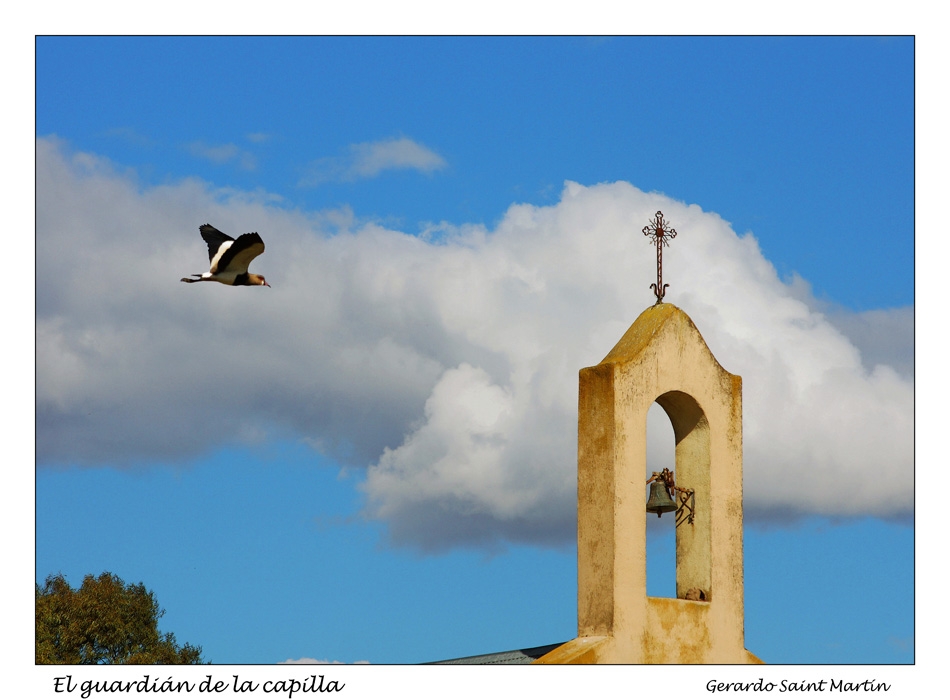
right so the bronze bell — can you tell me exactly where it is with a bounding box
[646,480,678,517]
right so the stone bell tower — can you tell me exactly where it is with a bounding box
[537,213,761,664]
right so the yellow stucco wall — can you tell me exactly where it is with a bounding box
[539,303,760,664]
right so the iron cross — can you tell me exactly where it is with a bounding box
[643,211,677,304]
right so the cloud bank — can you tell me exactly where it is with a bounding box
[36,137,913,550]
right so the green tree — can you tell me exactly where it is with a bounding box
[36,572,204,664]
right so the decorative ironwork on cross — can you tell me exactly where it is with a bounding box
[643,211,677,304]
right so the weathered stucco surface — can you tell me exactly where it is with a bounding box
[536,303,761,664]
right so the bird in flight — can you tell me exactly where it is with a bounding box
[181,224,270,287]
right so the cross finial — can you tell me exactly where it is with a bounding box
[643,211,677,304]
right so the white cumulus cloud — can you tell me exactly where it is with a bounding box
[300,137,447,185]
[187,141,257,170]
[35,136,913,551]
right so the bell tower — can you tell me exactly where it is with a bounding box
[537,301,762,664]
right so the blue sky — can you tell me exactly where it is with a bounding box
[32,35,917,684]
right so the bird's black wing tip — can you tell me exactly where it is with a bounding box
[198,224,234,246]
[237,231,265,245]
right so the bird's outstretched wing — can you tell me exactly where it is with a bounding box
[199,224,235,264]
[214,232,266,275]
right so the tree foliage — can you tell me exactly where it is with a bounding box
[36,572,204,664]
